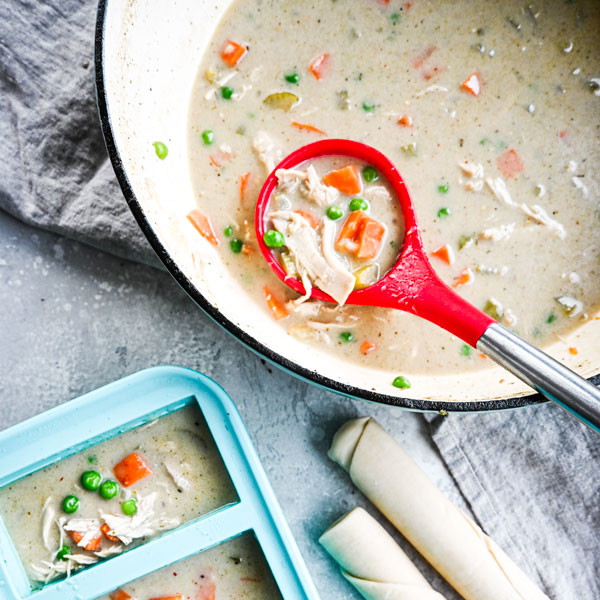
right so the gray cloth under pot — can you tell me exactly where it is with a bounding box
[1,2,598,599]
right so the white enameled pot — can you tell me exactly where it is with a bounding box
[95,0,600,412]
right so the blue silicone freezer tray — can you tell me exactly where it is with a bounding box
[0,366,320,600]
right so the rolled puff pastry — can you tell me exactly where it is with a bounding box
[328,417,549,600]
[320,507,447,600]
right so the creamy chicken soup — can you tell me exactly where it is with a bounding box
[264,156,404,304]
[0,405,236,585]
[101,533,282,600]
[187,0,600,378]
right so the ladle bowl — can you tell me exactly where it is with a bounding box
[255,139,600,432]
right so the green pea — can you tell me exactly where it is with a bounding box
[99,480,119,500]
[223,225,234,237]
[437,207,451,218]
[201,129,214,145]
[229,238,244,253]
[263,230,285,248]
[437,184,449,194]
[349,198,369,212]
[362,102,375,112]
[57,545,71,561]
[81,470,102,491]
[285,72,300,84]
[326,206,344,220]
[62,495,80,514]
[221,86,234,99]
[339,331,355,343]
[121,499,138,516]
[153,141,168,160]
[392,375,411,389]
[460,344,472,357]
[362,165,379,183]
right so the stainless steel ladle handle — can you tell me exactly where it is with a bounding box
[477,324,600,432]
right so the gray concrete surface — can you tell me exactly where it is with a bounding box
[0,209,463,599]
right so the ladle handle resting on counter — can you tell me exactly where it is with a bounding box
[477,324,600,432]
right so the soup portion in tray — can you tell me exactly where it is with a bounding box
[0,404,237,585]
[101,532,282,600]
[187,0,600,376]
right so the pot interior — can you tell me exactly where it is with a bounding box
[97,0,600,409]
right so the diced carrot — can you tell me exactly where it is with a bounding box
[404,1,413,9]
[291,121,327,135]
[335,211,386,260]
[360,341,376,355]
[68,530,102,552]
[356,217,386,260]
[460,72,481,97]
[568,347,579,355]
[113,452,153,488]
[220,40,247,67]
[452,267,474,288]
[149,596,182,600]
[335,211,364,254]
[101,523,120,543]
[239,171,251,206]
[187,210,219,247]
[308,53,330,80]
[263,287,289,320]
[241,244,254,255]
[479,352,488,360]
[412,45,436,69]
[294,210,320,229]
[430,244,455,265]
[496,149,524,179]
[109,590,132,600]
[323,165,362,195]
[397,115,413,127]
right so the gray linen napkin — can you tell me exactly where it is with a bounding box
[0,0,158,267]
[1,2,598,599]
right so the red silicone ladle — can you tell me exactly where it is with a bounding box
[255,139,600,432]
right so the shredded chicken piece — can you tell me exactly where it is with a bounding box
[572,176,588,197]
[94,545,124,558]
[270,211,355,305]
[304,165,339,206]
[101,493,180,546]
[479,223,515,242]
[276,166,339,206]
[41,497,55,552]
[164,461,191,492]
[459,161,485,191]
[288,323,330,344]
[459,162,484,178]
[63,518,102,549]
[415,85,448,96]
[253,131,282,174]
[486,178,566,239]
[363,186,392,202]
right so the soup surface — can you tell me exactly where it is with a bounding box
[187,0,600,377]
[100,532,282,600]
[0,405,236,585]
